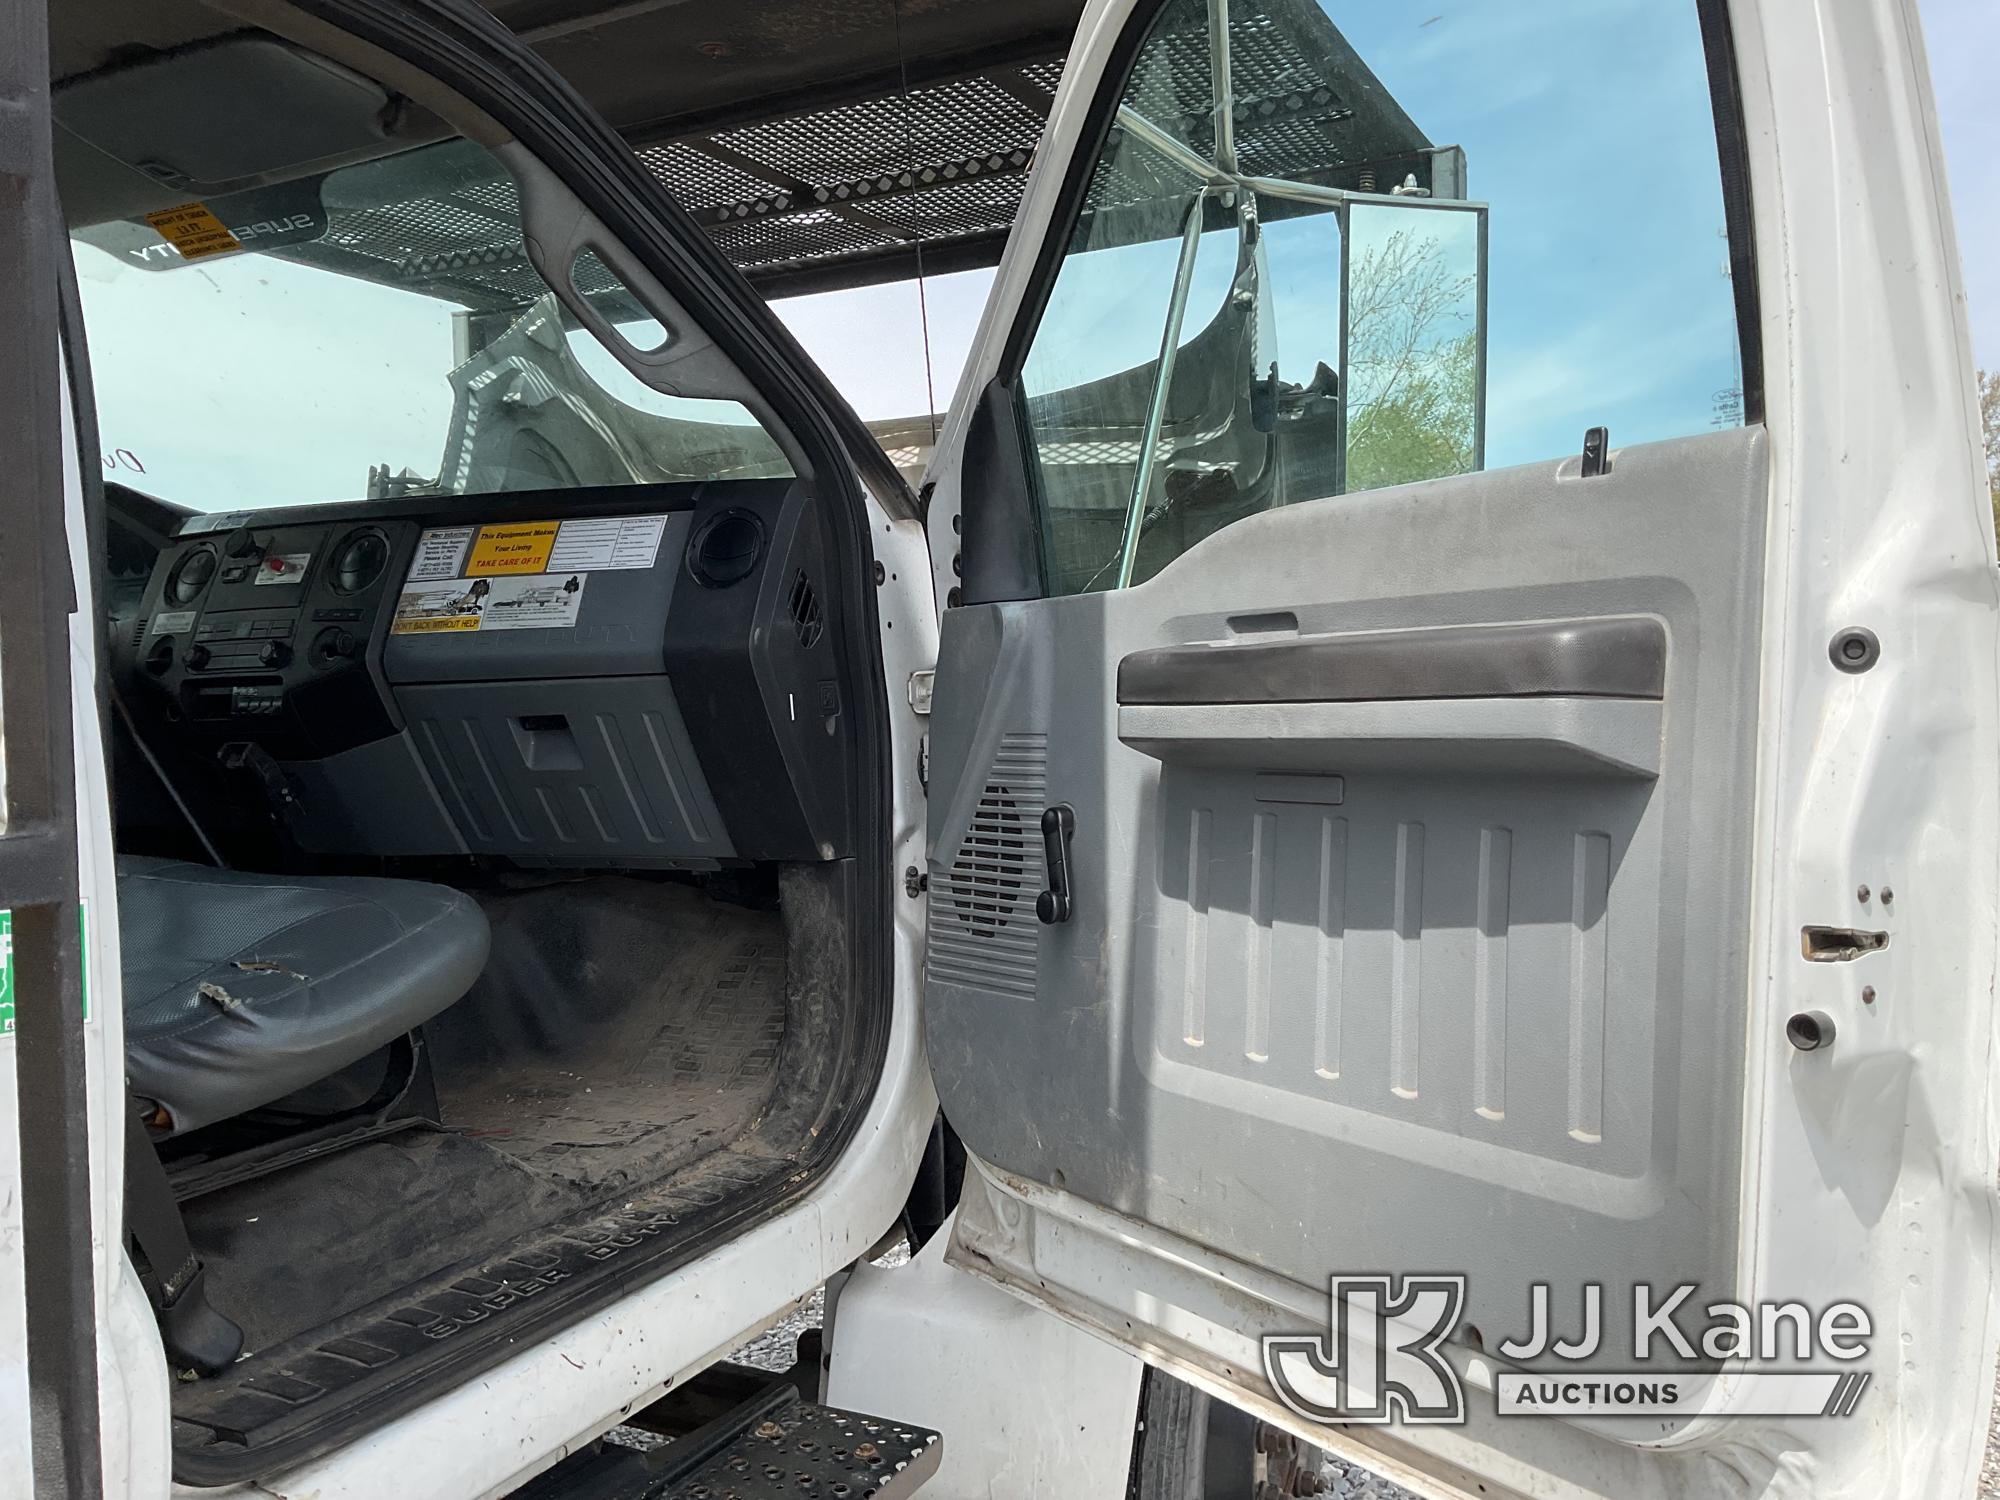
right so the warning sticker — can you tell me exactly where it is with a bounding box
[481,574,587,629]
[408,526,476,581]
[392,573,586,634]
[466,522,559,576]
[142,202,243,262]
[394,514,668,638]
[546,515,669,573]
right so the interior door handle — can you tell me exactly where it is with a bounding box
[1037,803,1075,925]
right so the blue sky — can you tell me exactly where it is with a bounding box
[781,0,1999,436]
[783,0,1745,471]
[1920,0,1998,374]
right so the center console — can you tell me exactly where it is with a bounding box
[128,519,405,755]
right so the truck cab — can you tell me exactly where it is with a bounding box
[2,0,1995,1496]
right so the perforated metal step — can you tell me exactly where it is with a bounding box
[652,1395,941,1499]
[521,1388,941,1500]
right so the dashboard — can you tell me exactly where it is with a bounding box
[109,479,857,869]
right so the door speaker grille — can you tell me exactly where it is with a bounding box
[951,784,1028,937]
[927,733,1046,999]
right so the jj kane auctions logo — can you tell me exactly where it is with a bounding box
[1262,1277,1873,1424]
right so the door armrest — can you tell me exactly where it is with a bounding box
[1117,697,1663,778]
[1116,616,1667,706]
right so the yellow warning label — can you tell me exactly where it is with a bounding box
[466,522,559,576]
[392,614,482,635]
[142,203,242,262]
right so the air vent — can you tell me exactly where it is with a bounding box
[687,508,764,588]
[788,569,823,648]
[165,545,217,606]
[330,528,389,595]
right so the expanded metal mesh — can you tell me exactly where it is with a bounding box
[269,0,1431,303]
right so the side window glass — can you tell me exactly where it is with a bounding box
[1017,0,1743,595]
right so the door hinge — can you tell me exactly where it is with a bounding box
[907,669,934,715]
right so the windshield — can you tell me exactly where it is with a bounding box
[71,137,793,512]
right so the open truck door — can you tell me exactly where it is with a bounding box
[920,0,2000,1495]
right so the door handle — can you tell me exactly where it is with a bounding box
[1037,803,1075,925]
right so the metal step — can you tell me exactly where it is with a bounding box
[522,1386,941,1500]
[654,1391,941,1499]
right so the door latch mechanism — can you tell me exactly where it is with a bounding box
[1037,803,1076,925]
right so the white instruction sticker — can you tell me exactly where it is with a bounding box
[547,514,669,573]
[151,610,197,636]
[391,573,586,634]
[407,526,477,581]
[480,573,587,629]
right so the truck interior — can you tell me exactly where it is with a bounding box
[52,0,1488,1482]
[54,0,920,1480]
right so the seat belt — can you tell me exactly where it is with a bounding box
[123,1102,242,1375]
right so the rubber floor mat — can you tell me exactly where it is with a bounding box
[430,879,788,1199]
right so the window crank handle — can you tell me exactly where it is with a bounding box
[1037,803,1076,925]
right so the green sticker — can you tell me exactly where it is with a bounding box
[0,904,90,1035]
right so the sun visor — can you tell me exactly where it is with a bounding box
[56,34,391,196]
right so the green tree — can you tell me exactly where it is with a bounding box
[1979,368,1999,537]
[1343,227,1479,493]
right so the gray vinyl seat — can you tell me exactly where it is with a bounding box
[116,856,490,1136]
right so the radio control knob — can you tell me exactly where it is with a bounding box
[257,640,292,669]
[183,643,211,670]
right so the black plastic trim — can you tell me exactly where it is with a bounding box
[1117,617,1668,705]
[957,377,1045,604]
[1696,0,1765,427]
[158,477,710,534]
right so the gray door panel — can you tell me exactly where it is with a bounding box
[926,427,1768,1366]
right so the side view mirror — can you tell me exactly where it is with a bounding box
[1340,198,1486,492]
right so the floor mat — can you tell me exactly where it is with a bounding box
[429,878,788,1199]
[185,878,792,1353]
[185,1127,567,1353]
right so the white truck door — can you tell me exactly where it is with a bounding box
[920,0,2000,1495]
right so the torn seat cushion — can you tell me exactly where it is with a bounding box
[116,857,490,1136]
